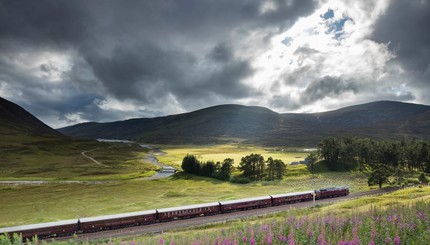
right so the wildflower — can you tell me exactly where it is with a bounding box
[307,229,314,238]
[288,233,295,245]
[242,236,248,243]
[368,240,375,245]
[265,234,273,245]
[351,228,360,245]
[384,237,391,244]
[277,235,287,242]
[250,238,256,245]
[394,236,401,245]
[130,240,136,245]
[318,233,327,245]
[159,236,165,245]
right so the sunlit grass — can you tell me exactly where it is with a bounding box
[156,144,309,168]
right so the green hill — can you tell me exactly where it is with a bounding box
[59,101,430,146]
[0,97,153,180]
[0,97,63,137]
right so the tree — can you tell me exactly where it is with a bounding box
[200,161,216,177]
[318,137,341,170]
[368,164,391,189]
[418,172,428,184]
[305,153,318,174]
[274,159,286,180]
[266,157,276,181]
[181,154,201,175]
[218,158,234,181]
[239,154,265,181]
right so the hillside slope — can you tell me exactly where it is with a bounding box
[59,101,430,146]
[0,97,63,137]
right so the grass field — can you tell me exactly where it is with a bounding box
[0,169,373,227]
[0,136,156,180]
[0,143,376,228]
[155,144,311,168]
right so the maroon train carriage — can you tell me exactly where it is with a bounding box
[0,219,78,240]
[315,186,349,199]
[270,190,315,205]
[157,202,220,222]
[79,210,157,232]
[219,196,272,213]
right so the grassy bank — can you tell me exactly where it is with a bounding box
[91,186,430,245]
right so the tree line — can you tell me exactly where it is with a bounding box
[316,137,430,188]
[181,155,234,181]
[181,153,286,182]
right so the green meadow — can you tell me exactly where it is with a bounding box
[0,143,374,228]
[0,137,157,181]
[155,144,311,167]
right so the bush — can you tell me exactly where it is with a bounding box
[418,173,428,184]
[230,176,250,184]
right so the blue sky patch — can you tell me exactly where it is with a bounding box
[327,16,353,39]
[321,9,334,19]
[281,36,294,46]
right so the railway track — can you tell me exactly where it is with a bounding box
[50,187,397,243]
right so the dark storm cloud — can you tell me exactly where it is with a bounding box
[371,0,430,72]
[0,0,319,126]
[0,1,90,48]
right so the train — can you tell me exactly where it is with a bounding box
[0,186,349,240]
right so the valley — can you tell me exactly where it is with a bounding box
[0,97,428,244]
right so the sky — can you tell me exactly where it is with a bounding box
[0,0,429,128]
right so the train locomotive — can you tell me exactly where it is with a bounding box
[0,186,349,240]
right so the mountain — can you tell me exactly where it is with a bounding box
[58,101,430,146]
[0,97,63,137]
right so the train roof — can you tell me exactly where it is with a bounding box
[79,210,157,223]
[0,219,78,233]
[157,202,220,213]
[317,186,349,191]
[219,196,272,205]
[270,190,315,198]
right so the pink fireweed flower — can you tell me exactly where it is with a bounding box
[394,236,401,245]
[242,236,248,243]
[288,233,295,245]
[277,235,287,242]
[317,233,327,245]
[265,234,273,245]
[159,236,165,245]
[307,229,314,238]
[384,237,391,244]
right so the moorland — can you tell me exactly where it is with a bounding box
[0,96,429,245]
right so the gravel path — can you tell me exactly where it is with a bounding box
[81,149,111,168]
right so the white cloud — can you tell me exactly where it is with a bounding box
[245,0,412,113]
